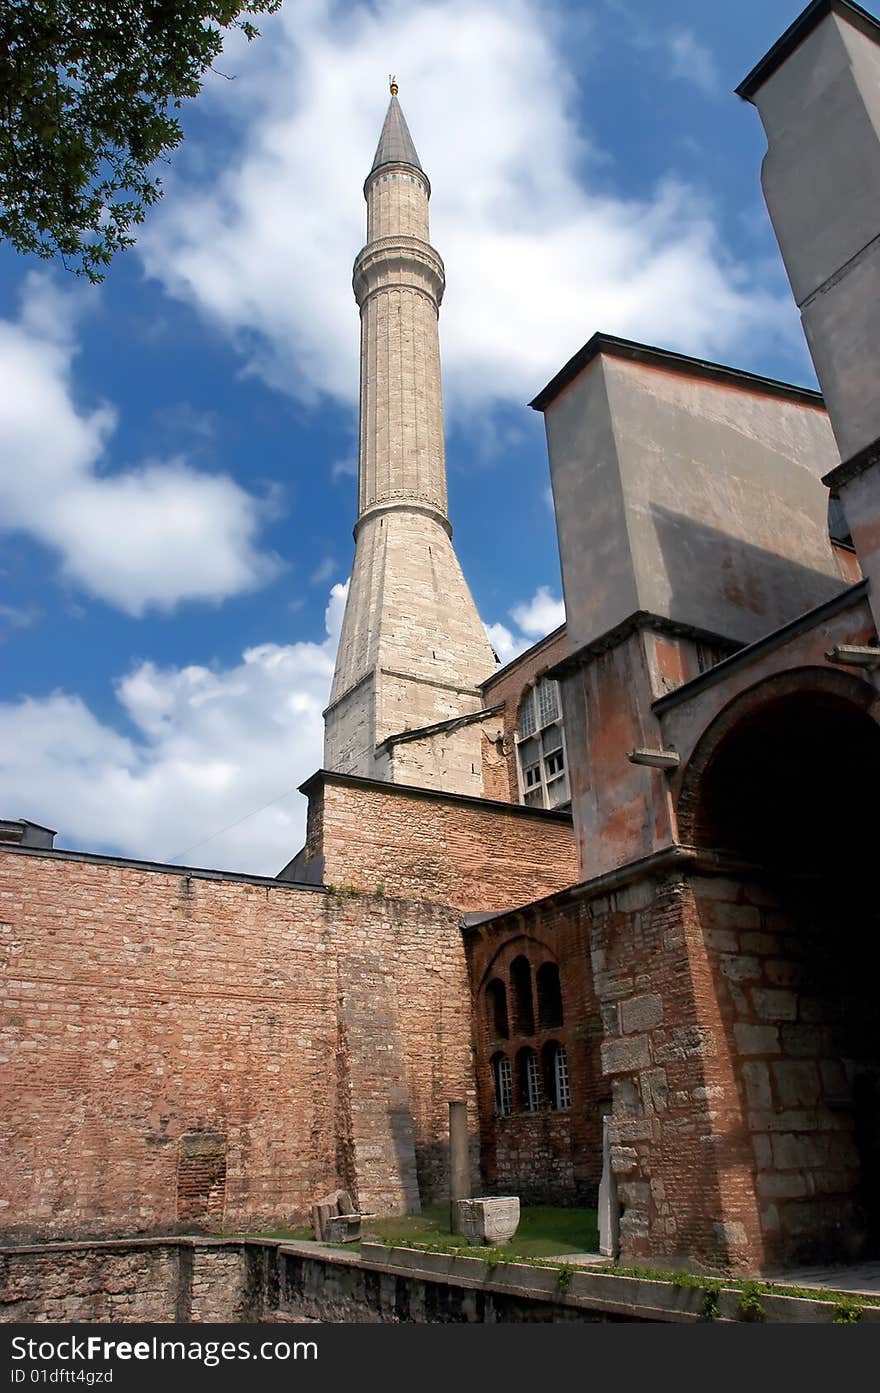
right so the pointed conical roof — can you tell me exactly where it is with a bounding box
[370,92,423,174]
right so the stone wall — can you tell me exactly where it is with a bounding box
[0,847,474,1243]
[0,1239,621,1325]
[299,772,577,912]
[577,859,880,1273]
[0,1240,282,1323]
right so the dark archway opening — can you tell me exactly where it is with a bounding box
[510,955,535,1037]
[536,961,564,1031]
[691,687,880,1260]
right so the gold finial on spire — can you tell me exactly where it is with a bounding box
[389,74,398,95]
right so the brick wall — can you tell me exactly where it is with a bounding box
[465,895,604,1205]
[0,848,474,1242]
[301,772,576,913]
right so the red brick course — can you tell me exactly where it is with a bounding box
[0,848,474,1242]
[303,773,577,912]
[465,896,604,1205]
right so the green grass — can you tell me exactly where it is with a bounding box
[361,1204,599,1259]
[227,1205,599,1256]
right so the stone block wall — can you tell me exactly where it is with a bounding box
[691,874,876,1266]
[0,846,474,1242]
[582,861,880,1273]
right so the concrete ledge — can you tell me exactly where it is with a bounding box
[356,1243,880,1323]
[4,1236,880,1324]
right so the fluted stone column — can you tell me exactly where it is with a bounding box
[324,85,495,785]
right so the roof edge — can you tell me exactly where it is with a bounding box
[0,842,327,892]
[481,624,567,692]
[529,332,825,414]
[298,768,573,823]
[736,0,880,103]
[652,578,869,716]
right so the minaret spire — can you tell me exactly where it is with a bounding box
[323,89,496,793]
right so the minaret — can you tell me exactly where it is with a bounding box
[324,80,496,787]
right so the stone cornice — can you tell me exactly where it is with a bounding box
[353,237,445,307]
[353,499,452,538]
[822,433,880,490]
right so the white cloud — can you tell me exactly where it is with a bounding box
[663,30,721,98]
[0,575,567,871]
[511,585,565,638]
[310,555,337,585]
[484,583,565,664]
[141,0,797,425]
[0,275,279,615]
[0,582,349,876]
[484,620,530,666]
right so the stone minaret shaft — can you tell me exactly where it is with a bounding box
[324,85,495,786]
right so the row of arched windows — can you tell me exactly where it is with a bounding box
[485,957,563,1040]
[492,1042,571,1117]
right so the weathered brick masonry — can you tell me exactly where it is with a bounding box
[465,893,604,1205]
[298,772,577,911]
[0,848,475,1243]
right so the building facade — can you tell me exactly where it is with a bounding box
[3,1,880,1281]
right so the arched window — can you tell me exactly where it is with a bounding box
[542,1041,572,1111]
[492,1053,512,1117]
[510,956,534,1036]
[536,962,564,1030]
[517,1047,542,1112]
[485,978,509,1040]
[515,677,569,810]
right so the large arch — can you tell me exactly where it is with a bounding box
[678,666,880,1263]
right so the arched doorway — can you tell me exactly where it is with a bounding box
[681,671,880,1262]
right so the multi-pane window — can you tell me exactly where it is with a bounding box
[541,1041,571,1110]
[493,1053,512,1117]
[553,1044,572,1111]
[518,1048,542,1113]
[515,678,569,810]
[526,1051,542,1112]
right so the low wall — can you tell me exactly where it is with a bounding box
[3,1239,878,1324]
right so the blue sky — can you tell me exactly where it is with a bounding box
[0,0,830,873]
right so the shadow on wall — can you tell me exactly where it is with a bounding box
[685,677,880,1264]
[651,503,848,639]
[409,1125,481,1209]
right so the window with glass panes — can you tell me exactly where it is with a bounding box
[493,1054,512,1117]
[515,677,570,810]
[553,1043,571,1111]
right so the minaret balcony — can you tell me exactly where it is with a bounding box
[352,237,445,307]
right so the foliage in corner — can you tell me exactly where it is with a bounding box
[831,1296,863,1324]
[0,0,281,281]
[736,1282,767,1323]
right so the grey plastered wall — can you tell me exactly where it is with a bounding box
[544,357,638,654]
[544,353,845,651]
[748,9,880,461]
